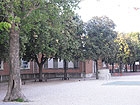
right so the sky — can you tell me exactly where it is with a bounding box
[76,0,140,33]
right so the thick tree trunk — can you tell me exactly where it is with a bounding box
[39,64,43,82]
[95,60,99,79]
[63,59,68,80]
[4,23,27,102]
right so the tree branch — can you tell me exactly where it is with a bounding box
[23,5,40,19]
[41,54,44,63]
[35,54,39,65]
[41,54,48,64]
[42,57,48,64]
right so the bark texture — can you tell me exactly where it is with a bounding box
[64,59,68,80]
[39,64,43,82]
[95,60,99,79]
[112,63,114,74]
[133,62,135,72]
[4,23,27,102]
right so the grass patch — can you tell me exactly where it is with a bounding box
[16,98,24,102]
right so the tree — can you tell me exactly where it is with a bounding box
[102,39,118,73]
[21,2,62,82]
[21,1,81,82]
[85,16,117,79]
[55,14,85,80]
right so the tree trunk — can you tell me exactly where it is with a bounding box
[95,60,99,79]
[94,61,96,73]
[119,62,122,73]
[63,59,68,80]
[119,57,123,73]
[39,64,43,82]
[83,61,86,78]
[4,23,27,102]
[35,54,47,82]
[125,64,127,72]
[130,64,132,72]
[133,62,135,72]
[112,63,114,74]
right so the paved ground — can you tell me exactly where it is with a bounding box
[1,76,140,105]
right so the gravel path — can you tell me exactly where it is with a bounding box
[1,76,140,105]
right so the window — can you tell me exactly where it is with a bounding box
[48,59,53,68]
[0,61,3,70]
[68,61,74,68]
[74,61,79,68]
[44,60,48,69]
[58,60,63,68]
[53,58,58,69]
[21,60,30,69]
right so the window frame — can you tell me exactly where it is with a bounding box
[68,61,74,69]
[20,59,30,70]
[74,61,79,69]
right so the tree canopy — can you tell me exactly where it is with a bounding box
[85,16,117,60]
[114,32,140,71]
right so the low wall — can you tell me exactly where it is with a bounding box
[98,69,111,80]
[0,72,82,82]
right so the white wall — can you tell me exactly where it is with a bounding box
[48,59,53,68]
[58,60,63,68]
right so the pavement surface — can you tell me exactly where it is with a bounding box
[1,75,140,105]
[0,103,21,105]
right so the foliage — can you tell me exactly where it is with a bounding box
[0,22,11,31]
[21,0,81,61]
[0,7,9,61]
[55,14,85,62]
[115,32,140,65]
[0,0,81,62]
[85,16,117,61]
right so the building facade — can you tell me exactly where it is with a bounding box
[1,57,124,82]
[0,58,94,82]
